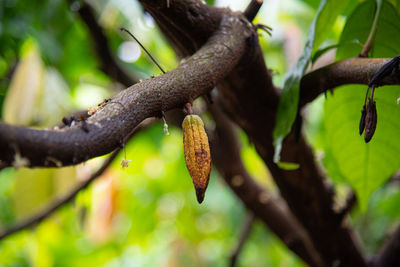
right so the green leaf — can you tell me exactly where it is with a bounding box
[273,0,350,164]
[277,162,300,170]
[322,0,400,209]
[335,0,399,60]
[311,40,363,64]
[323,85,400,210]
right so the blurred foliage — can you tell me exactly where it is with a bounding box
[0,0,399,266]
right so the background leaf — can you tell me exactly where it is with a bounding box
[273,0,351,163]
[321,0,400,209]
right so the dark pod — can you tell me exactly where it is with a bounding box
[364,99,377,143]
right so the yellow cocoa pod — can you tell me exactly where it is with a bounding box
[182,114,212,203]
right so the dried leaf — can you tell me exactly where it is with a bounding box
[364,99,377,143]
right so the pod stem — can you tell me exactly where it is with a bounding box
[185,103,194,115]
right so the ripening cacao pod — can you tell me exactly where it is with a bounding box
[182,114,211,203]
[364,99,377,143]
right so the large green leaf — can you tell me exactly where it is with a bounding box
[273,0,351,165]
[322,0,400,209]
[323,85,400,209]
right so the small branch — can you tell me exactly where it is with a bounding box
[360,0,381,57]
[373,225,400,267]
[0,119,153,240]
[68,0,138,86]
[300,57,400,107]
[244,0,263,22]
[0,149,118,240]
[230,213,255,267]
[120,27,166,74]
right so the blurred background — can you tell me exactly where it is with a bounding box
[0,0,399,266]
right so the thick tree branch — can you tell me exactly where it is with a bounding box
[209,103,324,267]
[139,0,223,57]
[0,13,251,168]
[300,57,400,107]
[372,225,400,267]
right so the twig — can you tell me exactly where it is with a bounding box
[67,0,137,86]
[0,119,154,240]
[0,149,119,240]
[255,24,272,36]
[373,225,400,267]
[120,27,166,74]
[360,0,381,57]
[244,0,263,22]
[230,213,255,267]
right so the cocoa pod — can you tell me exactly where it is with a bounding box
[182,115,212,203]
[364,99,377,143]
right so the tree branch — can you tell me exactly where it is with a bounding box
[300,57,400,107]
[244,0,263,22]
[209,103,324,267]
[0,12,251,168]
[139,0,223,57]
[372,225,400,267]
